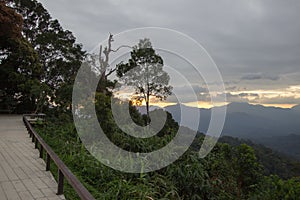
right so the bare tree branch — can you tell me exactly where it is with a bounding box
[111,45,132,52]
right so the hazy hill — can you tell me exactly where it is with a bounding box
[137,102,300,159]
[292,104,300,111]
[254,134,300,160]
[162,102,300,139]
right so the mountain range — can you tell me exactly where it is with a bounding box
[163,102,300,138]
[137,102,300,159]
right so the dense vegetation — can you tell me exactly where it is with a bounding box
[253,134,300,161]
[34,106,300,199]
[1,0,84,113]
[220,136,300,179]
[2,0,300,199]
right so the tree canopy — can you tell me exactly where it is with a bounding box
[116,38,172,122]
[12,0,85,104]
[1,0,85,113]
[0,1,41,113]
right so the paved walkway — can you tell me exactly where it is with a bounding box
[0,115,65,200]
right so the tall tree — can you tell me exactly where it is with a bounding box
[116,38,172,123]
[0,1,41,113]
[7,0,85,110]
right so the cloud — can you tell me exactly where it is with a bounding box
[226,86,237,91]
[166,85,209,103]
[225,92,258,103]
[38,0,300,105]
[241,73,280,81]
[167,90,258,104]
[253,96,300,105]
[265,75,280,81]
[238,93,259,97]
[241,74,262,80]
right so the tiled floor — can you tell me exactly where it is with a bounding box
[0,115,65,200]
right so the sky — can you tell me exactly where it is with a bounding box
[39,0,300,108]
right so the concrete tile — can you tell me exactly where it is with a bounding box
[18,191,34,200]
[1,181,21,200]
[13,168,28,180]
[0,184,7,200]
[11,180,27,192]
[0,116,65,200]
[29,189,45,199]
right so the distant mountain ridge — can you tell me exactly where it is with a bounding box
[136,102,300,161]
[292,104,300,111]
[137,102,300,139]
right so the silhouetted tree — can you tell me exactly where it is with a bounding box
[117,38,172,123]
[8,0,85,110]
[0,1,41,113]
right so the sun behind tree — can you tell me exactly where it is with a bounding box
[116,38,172,124]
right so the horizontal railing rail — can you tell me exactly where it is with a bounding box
[23,114,95,200]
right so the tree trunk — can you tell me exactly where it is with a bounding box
[146,89,150,125]
[97,72,107,94]
[146,99,150,124]
[237,177,243,199]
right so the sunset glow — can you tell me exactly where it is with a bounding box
[251,103,297,109]
[116,85,300,109]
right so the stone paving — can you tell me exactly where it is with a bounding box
[0,115,65,200]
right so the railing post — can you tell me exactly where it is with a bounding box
[57,169,64,195]
[46,153,50,171]
[35,139,38,149]
[32,135,35,142]
[39,145,43,158]
[29,128,32,138]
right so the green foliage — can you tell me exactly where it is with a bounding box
[252,175,300,200]
[33,99,300,200]
[233,144,263,198]
[220,136,300,179]
[0,1,22,44]
[7,0,85,111]
[0,1,44,113]
[93,93,178,153]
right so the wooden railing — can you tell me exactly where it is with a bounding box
[23,114,95,200]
